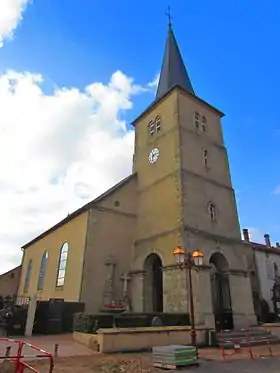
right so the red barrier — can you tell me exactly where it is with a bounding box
[244,329,253,359]
[248,329,274,359]
[220,329,243,360]
[0,337,54,373]
[221,329,275,361]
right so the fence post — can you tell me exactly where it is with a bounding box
[220,330,225,360]
[5,346,11,357]
[15,340,24,373]
[54,344,59,358]
[246,328,253,359]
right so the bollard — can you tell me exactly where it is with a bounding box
[54,344,59,358]
[5,346,11,357]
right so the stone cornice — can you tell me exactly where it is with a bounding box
[137,168,233,195]
[93,206,137,218]
[129,269,145,276]
[134,227,181,246]
[181,169,232,192]
[135,224,248,248]
[229,268,248,277]
[130,263,211,275]
[184,225,246,246]
[135,224,247,247]
[180,125,226,151]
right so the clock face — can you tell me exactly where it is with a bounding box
[148,148,160,164]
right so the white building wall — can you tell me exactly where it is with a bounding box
[255,249,280,311]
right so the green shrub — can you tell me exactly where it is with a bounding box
[73,312,190,333]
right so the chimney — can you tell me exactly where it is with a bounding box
[276,242,280,249]
[264,234,271,248]
[243,229,250,242]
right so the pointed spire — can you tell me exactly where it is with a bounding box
[156,23,195,100]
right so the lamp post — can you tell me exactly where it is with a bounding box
[173,246,204,346]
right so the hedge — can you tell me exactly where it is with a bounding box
[73,312,190,333]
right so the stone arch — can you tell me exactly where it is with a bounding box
[209,252,233,330]
[210,252,229,272]
[143,253,163,312]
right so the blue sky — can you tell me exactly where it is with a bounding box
[0,0,280,271]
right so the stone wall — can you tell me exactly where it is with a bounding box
[163,266,187,313]
[80,206,136,313]
[73,325,209,353]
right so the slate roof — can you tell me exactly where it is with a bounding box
[250,241,280,255]
[156,23,195,100]
[132,25,224,126]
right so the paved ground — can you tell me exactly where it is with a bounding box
[27,354,280,373]
[178,358,280,373]
[175,358,280,373]
[1,335,280,372]
[0,334,93,358]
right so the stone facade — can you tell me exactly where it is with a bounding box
[129,84,256,329]
[80,175,137,313]
[243,229,280,315]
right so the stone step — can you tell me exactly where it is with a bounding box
[213,328,280,349]
[221,338,280,349]
[217,329,271,339]
[219,335,280,349]
[217,333,271,343]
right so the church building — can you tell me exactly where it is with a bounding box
[17,23,257,330]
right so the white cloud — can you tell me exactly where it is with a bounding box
[247,227,264,243]
[148,73,160,89]
[0,0,31,47]
[273,185,280,195]
[247,227,279,246]
[0,69,153,273]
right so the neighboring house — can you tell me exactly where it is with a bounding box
[0,265,22,299]
[243,228,280,314]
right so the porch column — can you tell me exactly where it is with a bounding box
[194,267,215,328]
[229,270,257,328]
[130,271,144,312]
[163,265,187,313]
[25,294,37,337]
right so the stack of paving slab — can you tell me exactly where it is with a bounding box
[152,345,199,370]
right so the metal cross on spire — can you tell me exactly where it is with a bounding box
[165,5,172,26]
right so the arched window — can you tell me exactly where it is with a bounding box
[56,242,69,287]
[148,120,155,135]
[37,251,48,290]
[208,203,216,221]
[203,149,208,167]
[155,116,161,133]
[24,259,33,293]
[194,111,200,129]
[202,116,208,132]
[274,263,279,280]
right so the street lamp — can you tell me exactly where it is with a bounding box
[173,246,204,346]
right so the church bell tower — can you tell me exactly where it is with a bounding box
[130,22,256,329]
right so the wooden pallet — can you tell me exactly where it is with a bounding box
[153,361,199,370]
